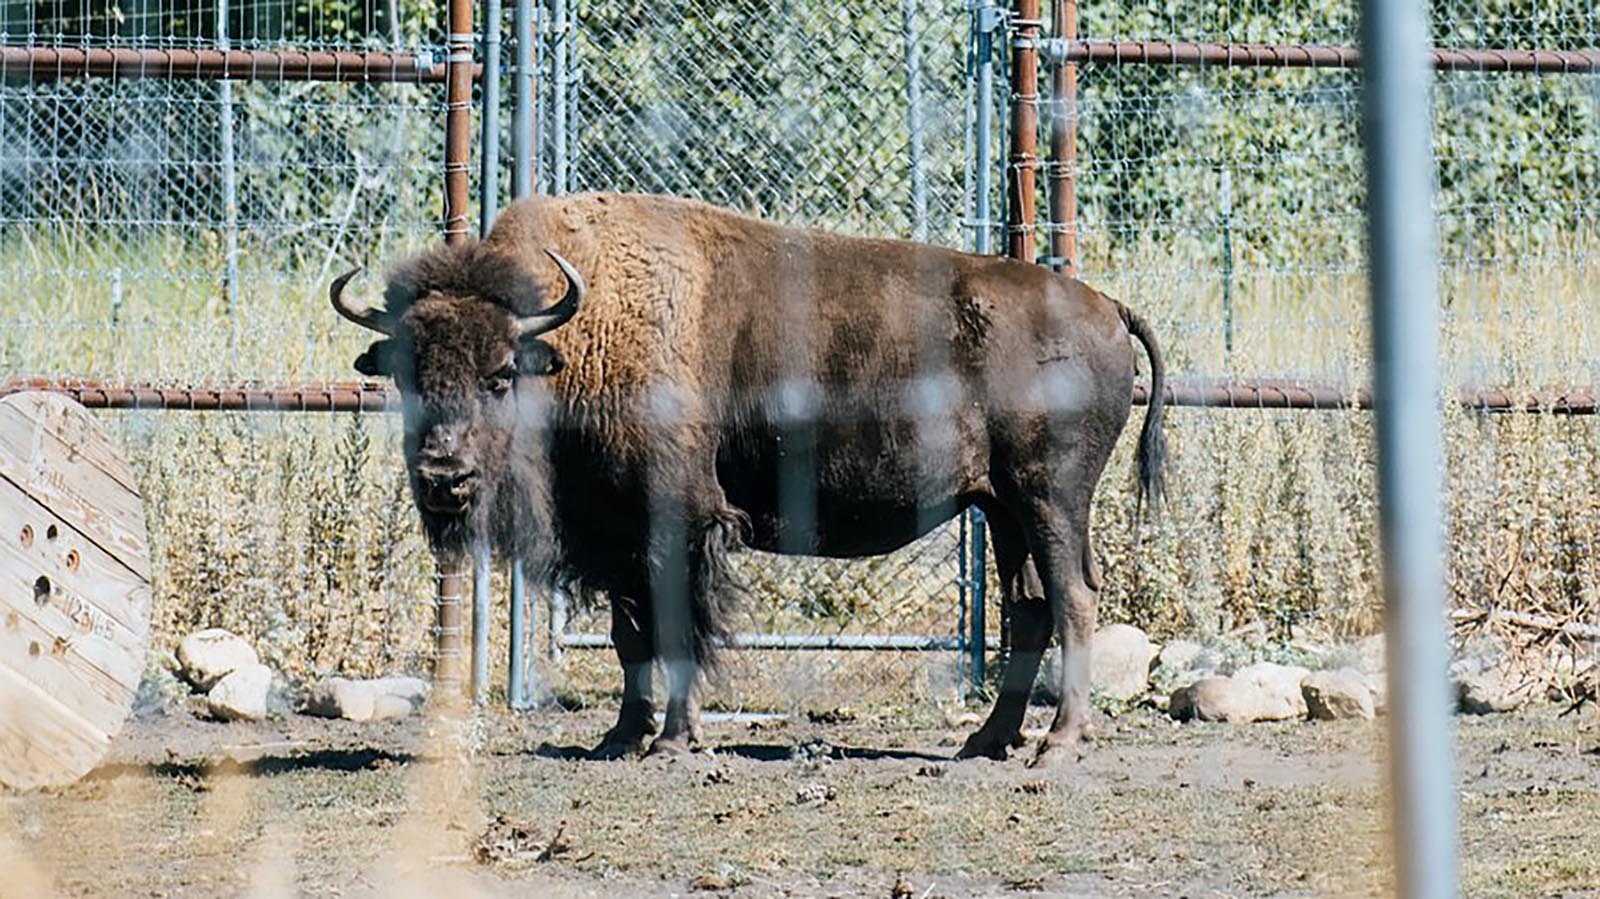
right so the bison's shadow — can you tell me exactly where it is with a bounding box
[531,741,944,763]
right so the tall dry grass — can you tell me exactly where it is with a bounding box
[2,231,1595,709]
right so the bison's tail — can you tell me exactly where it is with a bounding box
[1116,301,1168,527]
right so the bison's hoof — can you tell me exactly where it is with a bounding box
[1027,734,1086,768]
[953,729,1016,761]
[644,735,698,758]
[588,737,649,761]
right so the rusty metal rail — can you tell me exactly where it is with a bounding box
[0,45,477,83]
[3,377,1594,415]
[1040,39,1600,73]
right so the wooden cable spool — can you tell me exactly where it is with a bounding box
[0,392,151,790]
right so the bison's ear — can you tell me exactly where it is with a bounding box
[353,339,398,377]
[515,339,566,377]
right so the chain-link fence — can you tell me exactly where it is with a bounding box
[1035,1,1599,678]
[2,0,1596,717]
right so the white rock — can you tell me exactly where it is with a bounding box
[1155,639,1210,675]
[1091,624,1156,701]
[206,664,273,721]
[1233,662,1311,721]
[176,628,260,692]
[302,676,430,722]
[1169,676,1259,723]
[1302,668,1376,720]
[1455,668,1536,715]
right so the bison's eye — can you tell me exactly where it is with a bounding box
[483,369,515,397]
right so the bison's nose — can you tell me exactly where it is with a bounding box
[416,461,480,514]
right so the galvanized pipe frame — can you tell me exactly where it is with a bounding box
[1036,38,1600,72]
[0,45,475,82]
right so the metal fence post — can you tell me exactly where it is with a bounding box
[435,560,468,702]
[1046,0,1075,274]
[551,0,570,194]
[1220,167,1234,357]
[443,0,474,244]
[901,0,928,242]
[479,0,503,233]
[1007,0,1039,262]
[1360,0,1459,895]
[512,0,535,199]
[217,0,239,322]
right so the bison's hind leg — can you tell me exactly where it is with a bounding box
[956,509,1053,761]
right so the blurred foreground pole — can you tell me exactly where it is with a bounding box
[473,544,492,704]
[508,557,533,708]
[965,0,1001,695]
[1360,1,1459,896]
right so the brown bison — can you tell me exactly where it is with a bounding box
[331,192,1165,765]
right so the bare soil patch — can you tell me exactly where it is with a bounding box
[2,703,1596,897]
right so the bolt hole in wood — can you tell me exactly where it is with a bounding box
[34,575,51,607]
[46,524,58,541]
[19,523,33,547]
[66,549,80,571]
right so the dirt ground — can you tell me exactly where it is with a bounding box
[2,700,1597,898]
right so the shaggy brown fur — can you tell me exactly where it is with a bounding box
[336,192,1167,763]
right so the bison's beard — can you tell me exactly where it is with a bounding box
[412,447,557,579]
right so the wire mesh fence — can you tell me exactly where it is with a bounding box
[1,0,1597,720]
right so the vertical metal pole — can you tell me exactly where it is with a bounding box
[508,557,527,708]
[511,0,535,199]
[551,0,568,194]
[901,0,927,242]
[217,0,239,317]
[566,12,579,192]
[967,0,999,695]
[1221,167,1234,357]
[473,544,492,704]
[1047,0,1075,274]
[1361,1,1458,896]
[443,0,474,244]
[973,0,997,255]
[1007,0,1040,262]
[435,0,475,704]
[479,0,503,234]
[436,560,468,702]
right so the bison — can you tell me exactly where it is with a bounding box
[331,192,1165,765]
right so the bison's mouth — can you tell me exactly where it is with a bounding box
[416,469,480,516]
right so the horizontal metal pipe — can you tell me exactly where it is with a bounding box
[0,378,399,412]
[1039,38,1600,73]
[0,45,481,83]
[5,377,1596,415]
[559,633,964,651]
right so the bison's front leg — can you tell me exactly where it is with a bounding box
[590,596,657,759]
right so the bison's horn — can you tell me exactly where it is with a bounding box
[513,249,585,339]
[329,267,394,336]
